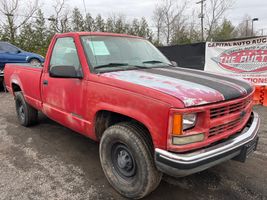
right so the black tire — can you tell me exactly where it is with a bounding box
[15,92,38,126]
[99,122,162,199]
[2,80,7,92]
[0,80,3,92]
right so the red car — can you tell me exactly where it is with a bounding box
[4,32,260,199]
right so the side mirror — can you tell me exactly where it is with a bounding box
[50,65,83,79]
[171,61,178,67]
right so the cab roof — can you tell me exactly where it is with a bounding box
[55,32,144,39]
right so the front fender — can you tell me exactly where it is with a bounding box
[92,98,170,150]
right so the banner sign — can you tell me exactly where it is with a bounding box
[205,37,267,85]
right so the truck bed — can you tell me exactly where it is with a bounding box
[4,63,43,110]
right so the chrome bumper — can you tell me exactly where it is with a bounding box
[155,112,260,177]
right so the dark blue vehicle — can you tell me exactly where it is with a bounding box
[0,41,44,90]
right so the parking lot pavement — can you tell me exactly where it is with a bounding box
[0,92,266,200]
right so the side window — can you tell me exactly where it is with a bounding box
[0,44,4,53]
[2,43,18,53]
[50,37,82,73]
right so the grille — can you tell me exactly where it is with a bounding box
[208,95,253,137]
[209,118,242,136]
[210,97,252,119]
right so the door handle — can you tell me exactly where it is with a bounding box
[43,80,48,85]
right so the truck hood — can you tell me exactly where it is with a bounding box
[101,67,253,107]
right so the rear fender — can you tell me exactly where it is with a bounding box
[9,73,24,95]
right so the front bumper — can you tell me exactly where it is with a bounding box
[155,112,260,177]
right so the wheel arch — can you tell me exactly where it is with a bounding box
[94,109,155,150]
[12,82,22,92]
[27,57,41,63]
[10,75,24,95]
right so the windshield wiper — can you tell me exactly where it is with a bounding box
[142,60,172,66]
[94,63,129,70]
[143,60,164,64]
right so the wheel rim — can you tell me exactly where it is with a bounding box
[111,143,136,178]
[30,59,40,66]
[17,101,25,121]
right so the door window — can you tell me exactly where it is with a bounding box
[0,42,18,53]
[50,37,82,75]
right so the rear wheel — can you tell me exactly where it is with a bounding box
[99,122,162,199]
[0,80,3,91]
[15,92,38,126]
[2,80,7,92]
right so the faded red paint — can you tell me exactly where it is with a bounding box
[4,32,254,153]
[102,70,225,107]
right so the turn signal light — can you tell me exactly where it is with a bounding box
[172,114,182,135]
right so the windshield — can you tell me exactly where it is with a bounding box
[80,36,171,72]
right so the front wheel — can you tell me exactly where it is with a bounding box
[99,122,162,199]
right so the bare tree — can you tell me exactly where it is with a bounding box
[0,0,39,42]
[204,0,233,41]
[49,0,70,33]
[153,0,187,45]
[153,5,164,43]
[187,10,201,42]
[171,3,188,43]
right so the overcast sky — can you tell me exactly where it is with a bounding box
[42,0,267,35]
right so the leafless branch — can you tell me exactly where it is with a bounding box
[51,0,70,33]
[153,0,188,45]
[205,0,233,41]
[0,0,39,42]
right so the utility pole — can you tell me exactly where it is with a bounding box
[245,20,249,37]
[251,18,259,36]
[197,0,206,42]
[82,0,87,15]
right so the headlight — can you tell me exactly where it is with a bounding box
[172,113,197,135]
[171,113,203,145]
[183,113,197,130]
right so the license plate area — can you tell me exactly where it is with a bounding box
[233,136,259,163]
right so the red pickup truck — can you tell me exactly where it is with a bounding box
[4,32,260,199]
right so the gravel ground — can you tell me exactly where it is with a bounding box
[0,92,266,200]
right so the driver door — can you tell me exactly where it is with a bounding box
[41,37,87,134]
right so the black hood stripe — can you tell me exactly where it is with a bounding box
[159,68,248,95]
[174,67,253,94]
[141,68,245,100]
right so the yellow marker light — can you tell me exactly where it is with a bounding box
[172,114,182,135]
